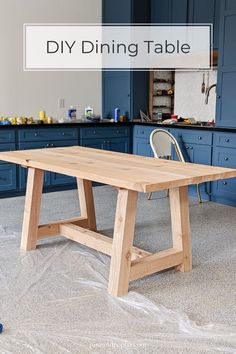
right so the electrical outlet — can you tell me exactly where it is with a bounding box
[58,98,65,108]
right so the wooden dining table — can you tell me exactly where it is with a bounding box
[0,146,236,297]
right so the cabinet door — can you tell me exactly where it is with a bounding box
[133,138,153,157]
[216,3,236,128]
[212,146,236,206]
[102,72,131,119]
[151,0,188,23]
[80,138,106,150]
[151,0,171,23]
[188,0,220,49]
[0,164,17,192]
[107,138,130,153]
[103,0,131,23]
[182,143,212,199]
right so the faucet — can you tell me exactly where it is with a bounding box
[205,84,217,104]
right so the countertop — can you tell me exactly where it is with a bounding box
[0,120,236,133]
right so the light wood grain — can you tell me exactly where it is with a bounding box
[108,189,138,296]
[21,168,44,251]
[130,248,183,281]
[37,216,88,239]
[0,146,235,192]
[59,223,151,261]
[77,178,96,231]
[169,186,192,272]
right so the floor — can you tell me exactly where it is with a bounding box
[0,186,235,353]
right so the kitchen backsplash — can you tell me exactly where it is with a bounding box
[174,70,217,122]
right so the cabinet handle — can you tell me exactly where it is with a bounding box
[51,143,54,147]
[34,133,38,137]
[224,157,229,161]
[93,131,96,135]
[198,136,202,140]
[225,138,230,142]
[186,146,189,150]
[190,146,193,150]
[223,181,228,185]
[62,132,65,136]
[46,143,50,147]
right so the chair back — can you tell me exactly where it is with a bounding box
[150,129,185,162]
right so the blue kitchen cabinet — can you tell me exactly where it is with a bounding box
[0,164,17,192]
[216,1,236,128]
[103,72,131,119]
[151,0,188,23]
[178,130,212,200]
[0,138,17,192]
[102,0,150,120]
[133,125,178,157]
[80,126,130,153]
[133,125,155,157]
[212,132,236,206]
[103,0,150,24]
[188,0,220,49]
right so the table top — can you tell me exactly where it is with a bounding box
[0,146,236,192]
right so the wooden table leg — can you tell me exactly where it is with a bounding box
[108,189,138,297]
[169,186,192,272]
[21,168,44,251]
[77,178,97,231]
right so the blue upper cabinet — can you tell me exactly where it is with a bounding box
[216,1,236,128]
[103,0,132,23]
[102,0,150,120]
[151,0,188,23]
[103,72,131,119]
[188,0,220,49]
[151,0,220,49]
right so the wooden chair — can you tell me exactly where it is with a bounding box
[148,129,202,203]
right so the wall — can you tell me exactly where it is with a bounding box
[0,0,101,119]
[174,70,217,122]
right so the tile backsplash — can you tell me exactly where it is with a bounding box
[174,70,217,122]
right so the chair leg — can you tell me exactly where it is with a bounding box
[196,184,202,203]
[147,192,152,200]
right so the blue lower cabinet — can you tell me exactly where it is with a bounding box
[107,138,130,153]
[212,146,236,206]
[133,137,153,157]
[180,142,212,200]
[0,164,17,192]
[81,138,106,150]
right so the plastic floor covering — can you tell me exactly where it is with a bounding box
[0,225,235,354]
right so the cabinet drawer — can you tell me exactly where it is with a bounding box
[0,130,15,143]
[212,178,236,201]
[0,164,17,191]
[81,126,130,139]
[213,147,236,168]
[134,125,158,139]
[19,140,78,150]
[213,133,236,148]
[180,131,212,145]
[19,128,78,142]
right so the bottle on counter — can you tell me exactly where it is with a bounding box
[114,108,120,123]
[68,106,77,120]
